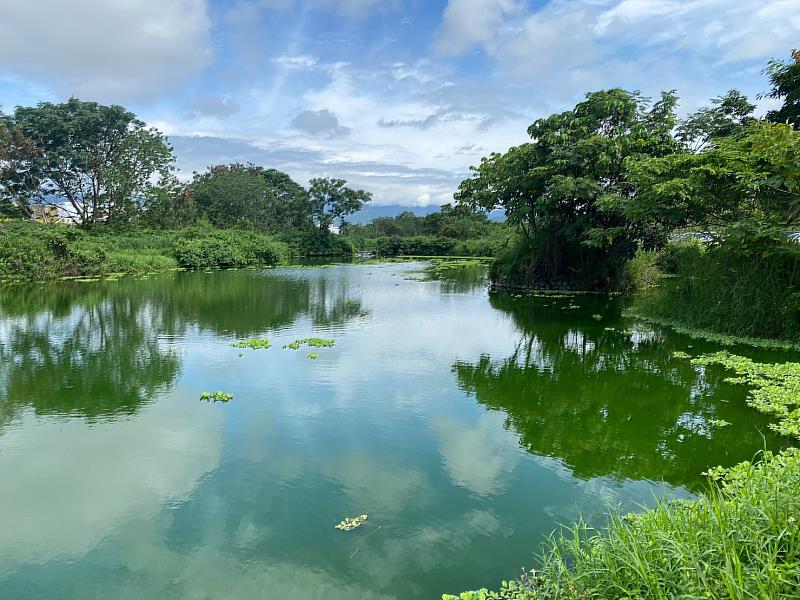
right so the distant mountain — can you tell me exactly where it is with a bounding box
[346,204,506,224]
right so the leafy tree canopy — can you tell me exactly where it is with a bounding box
[189,163,312,233]
[618,121,800,251]
[455,89,680,288]
[308,177,371,231]
[763,49,800,127]
[0,98,173,227]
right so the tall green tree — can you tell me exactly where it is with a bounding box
[190,164,312,232]
[676,90,755,151]
[620,121,800,249]
[456,89,679,289]
[308,177,371,232]
[763,49,800,127]
[0,98,173,227]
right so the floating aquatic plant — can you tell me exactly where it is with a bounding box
[283,337,335,350]
[232,338,272,350]
[592,314,603,321]
[709,419,731,428]
[200,391,233,403]
[682,351,800,438]
[672,351,691,359]
[335,515,368,531]
[307,353,318,360]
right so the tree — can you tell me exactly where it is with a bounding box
[456,89,680,289]
[676,90,756,152]
[0,98,173,227]
[141,178,197,229]
[190,164,312,233]
[619,121,800,250]
[308,177,371,232]
[763,49,800,127]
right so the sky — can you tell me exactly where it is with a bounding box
[1,0,799,208]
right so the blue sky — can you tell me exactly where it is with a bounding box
[1,0,799,207]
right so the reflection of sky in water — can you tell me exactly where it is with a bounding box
[0,264,785,598]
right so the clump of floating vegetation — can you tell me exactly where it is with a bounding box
[200,391,233,403]
[283,337,335,350]
[687,352,800,438]
[592,314,603,321]
[709,418,731,428]
[232,338,272,350]
[307,353,318,360]
[335,515,368,531]
[406,257,493,281]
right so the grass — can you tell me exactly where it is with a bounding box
[445,448,800,599]
[283,337,335,350]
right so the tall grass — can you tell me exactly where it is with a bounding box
[445,448,800,599]
[633,240,800,342]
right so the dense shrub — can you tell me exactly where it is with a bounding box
[656,238,706,274]
[446,448,800,599]
[279,230,354,257]
[376,235,456,256]
[172,228,287,269]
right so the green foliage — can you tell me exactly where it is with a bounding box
[308,177,371,231]
[189,164,312,233]
[619,121,800,239]
[690,352,800,438]
[172,228,287,269]
[763,49,800,127]
[232,338,272,350]
[655,238,705,274]
[447,448,800,599]
[283,337,335,350]
[634,240,800,342]
[676,89,755,151]
[279,229,355,256]
[307,353,318,359]
[622,247,662,292]
[0,98,173,227]
[199,391,233,403]
[457,89,680,290]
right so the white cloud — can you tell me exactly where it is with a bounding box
[274,54,319,69]
[435,0,521,56]
[0,0,212,103]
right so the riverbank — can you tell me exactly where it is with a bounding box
[445,447,800,600]
[0,221,360,282]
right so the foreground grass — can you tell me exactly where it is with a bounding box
[446,448,800,599]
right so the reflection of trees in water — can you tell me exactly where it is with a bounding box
[453,294,780,489]
[0,269,368,428]
[0,289,181,426]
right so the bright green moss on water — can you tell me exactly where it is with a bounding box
[232,338,272,350]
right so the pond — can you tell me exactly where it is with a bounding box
[0,262,789,599]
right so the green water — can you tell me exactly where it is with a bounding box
[0,263,789,599]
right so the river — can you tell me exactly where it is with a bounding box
[0,262,788,598]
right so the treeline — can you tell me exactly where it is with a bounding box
[342,204,515,257]
[0,98,384,278]
[456,50,800,341]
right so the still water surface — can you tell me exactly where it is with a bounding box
[0,263,789,599]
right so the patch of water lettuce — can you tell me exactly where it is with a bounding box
[200,391,233,403]
[283,337,335,350]
[232,338,272,350]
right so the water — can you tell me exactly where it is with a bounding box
[0,263,789,599]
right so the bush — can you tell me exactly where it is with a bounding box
[446,448,800,599]
[622,248,662,292]
[656,238,705,274]
[279,231,354,257]
[376,235,456,256]
[172,228,287,269]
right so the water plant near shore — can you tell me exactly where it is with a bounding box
[335,515,368,532]
[445,448,800,599]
